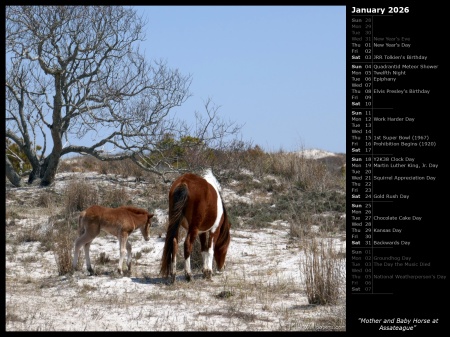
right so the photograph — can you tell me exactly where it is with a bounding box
[6,3,444,333]
[5,5,346,331]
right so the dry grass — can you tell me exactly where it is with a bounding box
[63,178,99,218]
[302,238,346,305]
[52,219,80,275]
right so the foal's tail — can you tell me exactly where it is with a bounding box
[77,211,87,236]
[160,183,189,277]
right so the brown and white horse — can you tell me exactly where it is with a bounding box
[160,169,231,283]
[73,205,154,275]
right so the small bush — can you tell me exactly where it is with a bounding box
[302,238,345,305]
[101,187,131,208]
[52,219,79,275]
[289,220,313,240]
[63,179,99,218]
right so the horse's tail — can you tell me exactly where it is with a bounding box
[160,183,189,277]
[78,211,87,236]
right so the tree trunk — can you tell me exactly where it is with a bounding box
[40,154,60,187]
[27,169,40,185]
[40,74,64,187]
[5,156,23,187]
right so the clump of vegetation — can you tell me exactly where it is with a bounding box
[6,138,42,175]
[63,179,99,218]
[52,218,80,275]
[302,238,345,305]
[15,223,46,245]
[101,186,131,208]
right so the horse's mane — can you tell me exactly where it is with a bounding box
[119,206,149,215]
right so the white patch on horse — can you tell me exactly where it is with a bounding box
[202,169,223,234]
[202,242,215,271]
[185,255,191,274]
[203,168,222,191]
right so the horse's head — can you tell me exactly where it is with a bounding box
[141,212,154,241]
[215,211,231,272]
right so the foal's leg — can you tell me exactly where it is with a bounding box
[73,212,86,272]
[117,232,129,275]
[73,233,95,275]
[84,241,94,275]
[73,236,83,271]
[126,240,132,272]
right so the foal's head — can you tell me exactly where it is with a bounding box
[141,212,154,241]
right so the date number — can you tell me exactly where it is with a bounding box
[388,7,409,13]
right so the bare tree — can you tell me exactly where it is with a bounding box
[5,6,241,187]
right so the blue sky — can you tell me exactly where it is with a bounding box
[135,5,346,153]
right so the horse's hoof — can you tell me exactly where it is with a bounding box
[203,269,212,280]
[185,273,192,282]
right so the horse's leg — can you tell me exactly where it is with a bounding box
[184,228,199,282]
[183,239,192,282]
[117,232,129,275]
[198,232,212,280]
[171,237,178,284]
[200,232,214,280]
[73,212,85,272]
[84,241,95,275]
[74,232,95,274]
[126,239,132,272]
[76,221,100,275]
[73,235,83,271]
